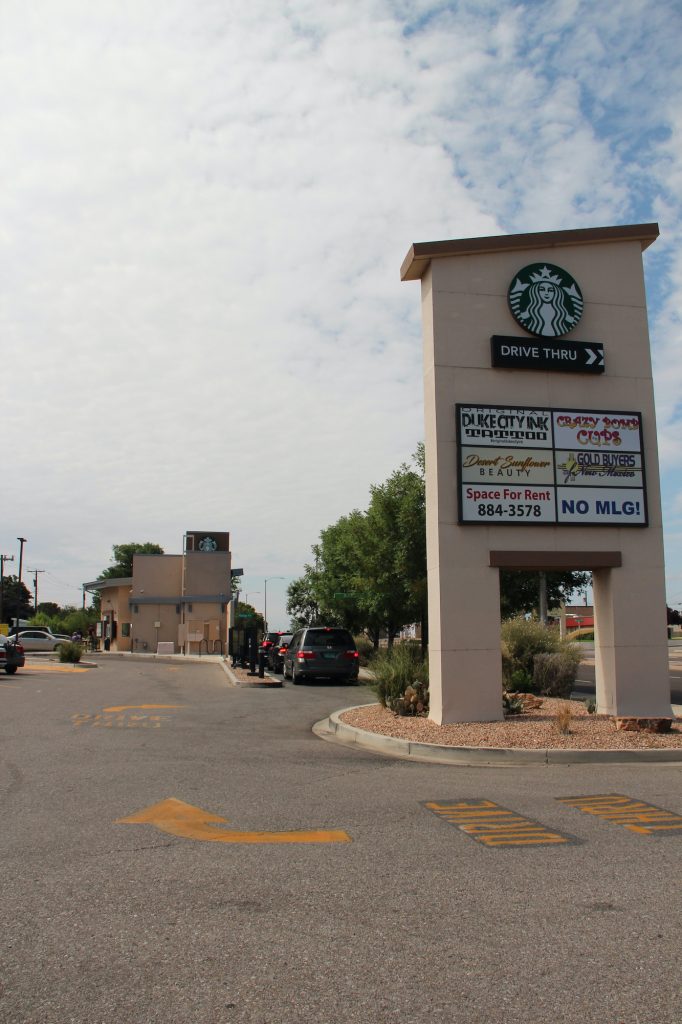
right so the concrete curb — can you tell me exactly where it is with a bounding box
[314,705,682,766]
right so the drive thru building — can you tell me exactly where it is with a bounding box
[85,531,232,655]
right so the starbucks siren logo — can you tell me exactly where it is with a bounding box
[198,536,218,552]
[508,263,583,338]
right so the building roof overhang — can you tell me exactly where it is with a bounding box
[400,222,660,282]
[84,577,133,592]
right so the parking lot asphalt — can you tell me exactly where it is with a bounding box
[1,656,680,1024]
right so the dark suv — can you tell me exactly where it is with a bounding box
[0,635,26,674]
[282,627,359,684]
[267,633,293,673]
[259,631,284,660]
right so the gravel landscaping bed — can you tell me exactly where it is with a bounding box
[228,664,282,685]
[340,699,682,750]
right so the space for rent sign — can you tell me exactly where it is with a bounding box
[457,405,647,526]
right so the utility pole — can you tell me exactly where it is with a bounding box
[16,538,26,639]
[0,553,15,627]
[27,569,45,615]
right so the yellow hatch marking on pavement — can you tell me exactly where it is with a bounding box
[72,713,169,729]
[557,794,682,835]
[103,704,185,712]
[116,797,352,844]
[423,799,575,847]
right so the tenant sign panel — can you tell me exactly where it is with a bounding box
[457,404,647,526]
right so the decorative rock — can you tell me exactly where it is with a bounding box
[506,692,544,711]
[614,717,672,733]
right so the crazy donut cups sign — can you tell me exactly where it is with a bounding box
[508,263,583,338]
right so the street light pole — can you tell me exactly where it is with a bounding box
[263,577,285,632]
[16,537,26,639]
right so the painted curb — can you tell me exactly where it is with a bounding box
[314,705,682,766]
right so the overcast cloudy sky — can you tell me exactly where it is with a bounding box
[2,0,681,629]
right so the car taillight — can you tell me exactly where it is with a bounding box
[343,650,359,659]
[15,644,24,654]
[296,650,315,660]
[278,646,288,654]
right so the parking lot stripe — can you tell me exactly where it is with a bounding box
[556,794,682,835]
[423,799,576,848]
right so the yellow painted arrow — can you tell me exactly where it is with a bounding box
[116,797,351,844]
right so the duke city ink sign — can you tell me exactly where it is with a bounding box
[457,405,647,526]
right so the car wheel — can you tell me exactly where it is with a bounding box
[292,665,301,684]
[6,665,17,675]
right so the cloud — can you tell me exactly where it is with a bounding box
[1,0,682,621]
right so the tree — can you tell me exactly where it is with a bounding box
[500,570,591,619]
[286,568,325,631]
[36,602,61,617]
[92,542,165,614]
[98,542,165,580]
[287,449,427,644]
[1,575,33,626]
[232,602,264,632]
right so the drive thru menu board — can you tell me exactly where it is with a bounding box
[457,405,647,526]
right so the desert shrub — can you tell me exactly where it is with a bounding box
[502,693,524,715]
[508,668,534,693]
[369,643,429,715]
[58,641,82,664]
[584,697,597,714]
[532,648,581,698]
[554,703,573,735]
[501,617,560,685]
[353,634,375,667]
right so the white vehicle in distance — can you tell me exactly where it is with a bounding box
[16,629,66,652]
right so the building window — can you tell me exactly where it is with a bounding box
[133,604,139,614]
[188,603,193,612]
[176,604,181,614]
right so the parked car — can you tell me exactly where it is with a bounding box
[16,629,65,652]
[282,627,359,684]
[0,634,26,674]
[266,633,293,673]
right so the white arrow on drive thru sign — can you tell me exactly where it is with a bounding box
[585,347,604,367]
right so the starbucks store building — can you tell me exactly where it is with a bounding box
[85,531,233,655]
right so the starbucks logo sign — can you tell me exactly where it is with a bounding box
[198,536,218,552]
[508,263,583,338]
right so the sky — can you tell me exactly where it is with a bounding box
[1,0,682,630]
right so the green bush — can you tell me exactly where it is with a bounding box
[369,643,429,716]
[508,668,534,693]
[532,649,581,698]
[502,692,524,715]
[58,641,82,664]
[353,634,375,667]
[501,617,560,684]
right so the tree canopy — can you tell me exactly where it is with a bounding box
[287,443,589,640]
[287,449,426,645]
[97,542,165,580]
[0,575,33,626]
